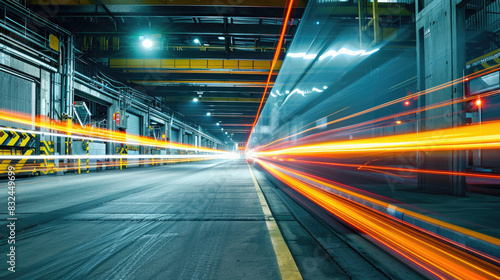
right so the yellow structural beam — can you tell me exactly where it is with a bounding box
[110,59,282,71]
[121,69,278,75]
[131,80,272,85]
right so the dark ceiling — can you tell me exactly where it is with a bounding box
[26,0,416,144]
[27,0,306,144]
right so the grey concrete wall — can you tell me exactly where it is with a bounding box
[416,0,467,196]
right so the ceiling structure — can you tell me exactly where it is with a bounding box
[26,0,306,143]
[26,0,416,144]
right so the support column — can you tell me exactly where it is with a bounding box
[179,127,184,144]
[416,0,467,196]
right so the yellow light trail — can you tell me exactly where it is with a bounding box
[252,64,500,151]
[255,120,500,157]
[0,110,228,154]
[0,157,221,174]
[276,159,500,180]
[256,159,500,279]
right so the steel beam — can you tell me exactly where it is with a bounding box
[27,5,305,18]
[59,22,298,36]
[86,49,282,60]
[28,0,307,7]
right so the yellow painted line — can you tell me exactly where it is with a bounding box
[481,62,491,69]
[247,163,302,280]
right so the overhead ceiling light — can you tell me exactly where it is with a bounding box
[221,128,223,131]
[218,36,225,40]
[206,112,211,116]
[194,39,200,44]
[316,21,320,25]
[193,98,199,102]
[216,123,220,126]
[225,132,228,134]
[142,39,153,48]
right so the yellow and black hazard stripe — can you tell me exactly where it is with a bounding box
[0,128,36,148]
[116,145,128,168]
[0,148,37,176]
[85,140,90,173]
[0,127,38,176]
[466,48,500,74]
[40,141,55,174]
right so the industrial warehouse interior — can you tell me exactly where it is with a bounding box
[1,0,500,279]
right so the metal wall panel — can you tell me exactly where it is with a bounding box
[0,70,36,130]
[171,128,179,143]
[126,113,141,167]
[126,113,141,139]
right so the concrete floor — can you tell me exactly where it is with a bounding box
[0,159,422,279]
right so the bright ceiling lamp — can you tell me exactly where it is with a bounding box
[142,39,153,48]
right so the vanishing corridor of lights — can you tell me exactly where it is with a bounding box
[255,159,500,279]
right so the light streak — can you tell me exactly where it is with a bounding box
[279,159,500,180]
[0,157,218,174]
[318,48,378,60]
[248,0,295,143]
[0,154,239,160]
[252,64,500,151]
[0,110,229,154]
[255,120,500,157]
[255,159,500,279]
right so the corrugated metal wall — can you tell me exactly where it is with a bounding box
[126,113,141,138]
[171,128,179,143]
[126,113,141,167]
[0,70,36,130]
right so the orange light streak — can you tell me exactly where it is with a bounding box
[0,110,227,154]
[256,159,500,279]
[253,65,500,151]
[255,120,500,157]
[276,159,500,180]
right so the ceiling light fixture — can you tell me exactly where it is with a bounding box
[142,39,153,48]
